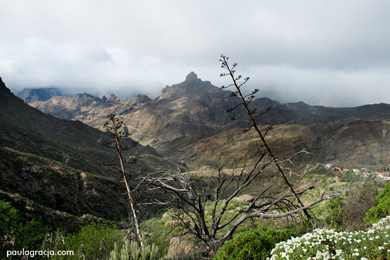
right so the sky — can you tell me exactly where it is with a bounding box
[1,0,390,107]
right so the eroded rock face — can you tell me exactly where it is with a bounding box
[167,234,205,258]
[109,93,119,102]
[185,71,198,82]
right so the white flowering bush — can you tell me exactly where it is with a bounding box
[269,216,390,260]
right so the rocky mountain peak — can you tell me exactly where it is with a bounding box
[109,93,119,102]
[185,72,198,82]
[158,72,219,100]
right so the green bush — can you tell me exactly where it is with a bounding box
[323,183,379,231]
[365,181,390,223]
[324,197,344,230]
[340,183,378,231]
[0,200,49,259]
[63,222,122,260]
[140,217,171,256]
[213,227,294,260]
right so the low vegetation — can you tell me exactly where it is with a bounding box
[269,216,390,260]
[365,181,390,224]
[2,178,388,260]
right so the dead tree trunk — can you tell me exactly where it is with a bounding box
[104,113,143,247]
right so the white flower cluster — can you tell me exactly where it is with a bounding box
[268,216,390,260]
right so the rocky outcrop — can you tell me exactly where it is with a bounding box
[167,234,206,258]
[109,93,119,102]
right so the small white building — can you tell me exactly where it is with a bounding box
[325,164,333,169]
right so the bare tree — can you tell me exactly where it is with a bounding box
[103,113,143,247]
[139,56,340,256]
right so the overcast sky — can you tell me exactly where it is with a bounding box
[1,0,390,106]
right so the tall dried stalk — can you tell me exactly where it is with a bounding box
[103,113,143,247]
[220,54,317,228]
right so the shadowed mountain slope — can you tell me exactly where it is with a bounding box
[0,77,178,228]
[0,78,156,166]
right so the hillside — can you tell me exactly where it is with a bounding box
[175,119,390,172]
[27,73,390,171]
[3,74,390,258]
[0,77,178,229]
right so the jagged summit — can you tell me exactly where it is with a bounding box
[159,72,218,99]
[185,71,198,82]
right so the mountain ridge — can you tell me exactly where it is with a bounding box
[0,77,180,227]
[9,72,390,171]
[27,73,390,152]
[3,74,390,233]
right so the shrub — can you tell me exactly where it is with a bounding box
[0,200,49,259]
[324,196,344,230]
[365,181,390,224]
[269,216,390,260]
[214,227,294,260]
[64,222,122,260]
[340,183,378,231]
[323,183,378,231]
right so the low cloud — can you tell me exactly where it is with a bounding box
[1,0,390,106]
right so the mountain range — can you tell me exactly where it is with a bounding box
[27,72,390,169]
[2,72,390,231]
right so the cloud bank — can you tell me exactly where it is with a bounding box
[1,0,390,106]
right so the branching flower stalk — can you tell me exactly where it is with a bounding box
[104,113,143,247]
[219,54,318,228]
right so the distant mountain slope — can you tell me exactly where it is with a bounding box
[28,73,273,153]
[18,87,65,103]
[258,101,390,125]
[174,119,390,171]
[29,92,151,126]
[29,72,390,155]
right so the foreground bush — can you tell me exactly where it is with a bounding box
[58,222,122,259]
[365,181,390,224]
[269,216,390,260]
[0,200,49,259]
[214,227,295,260]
